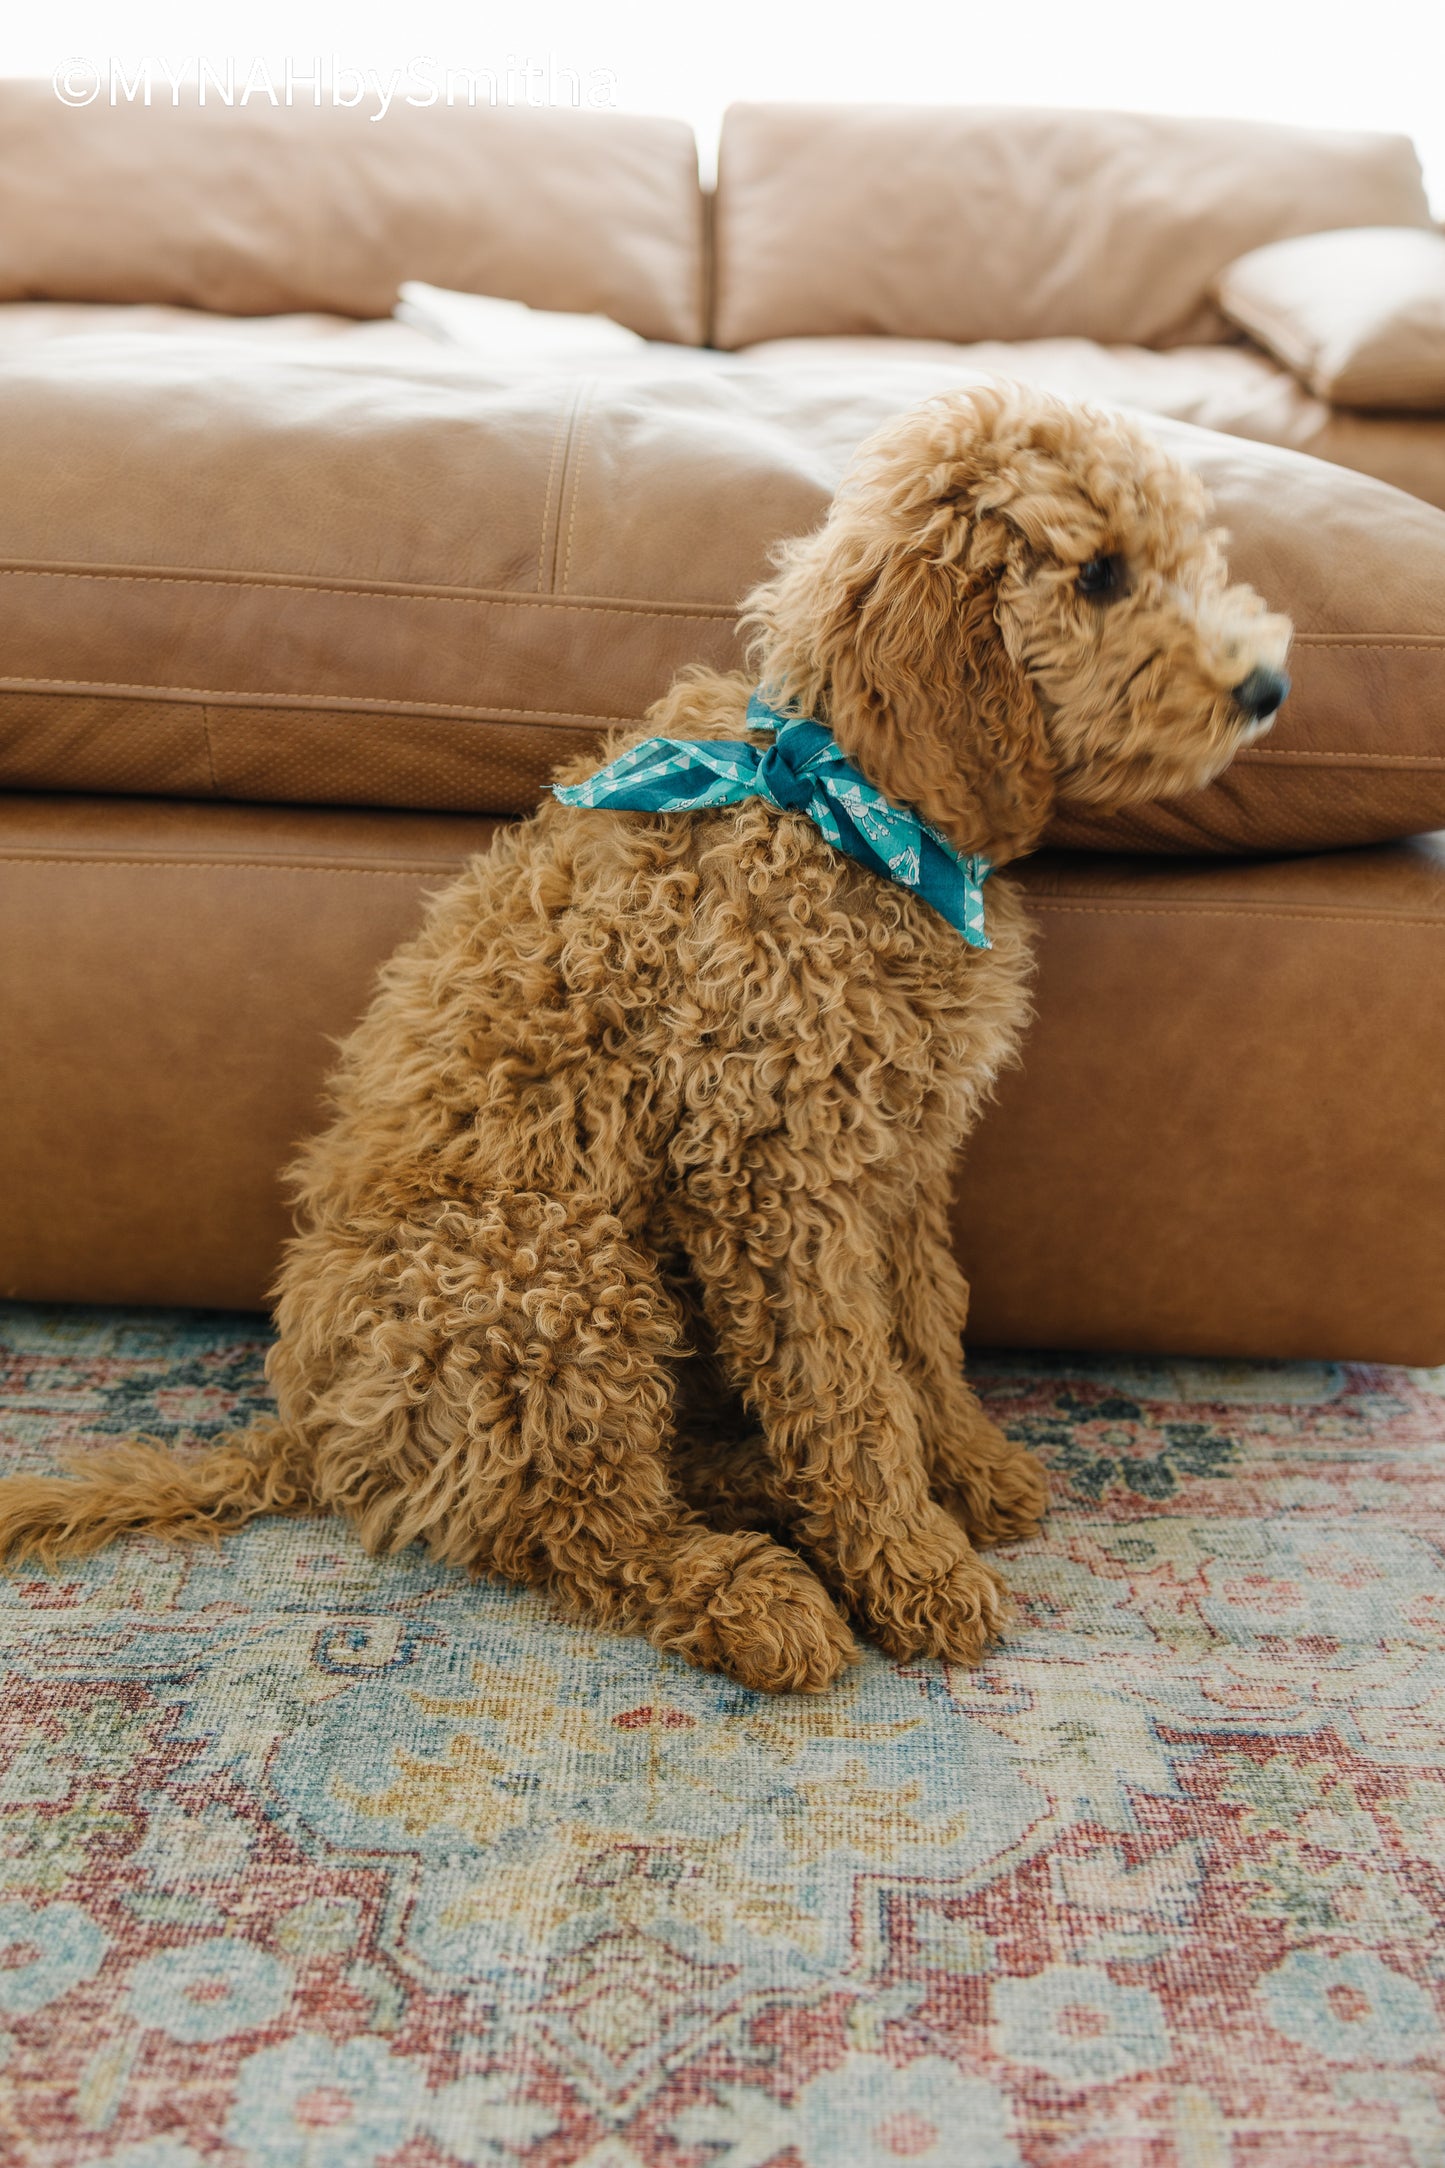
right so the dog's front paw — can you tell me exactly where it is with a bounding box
[651,1530,858,1694]
[853,1511,1010,1668]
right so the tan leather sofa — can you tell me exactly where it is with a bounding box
[2,88,1443,1361]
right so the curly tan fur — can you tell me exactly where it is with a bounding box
[0,386,1290,1692]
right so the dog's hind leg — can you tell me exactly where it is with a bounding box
[670,1426,791,1539]
[885,1194,1049,1549]
[664,1296,794,1538]
[273,1193,855,1694]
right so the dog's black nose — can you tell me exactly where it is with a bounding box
[1232,666,1290,721]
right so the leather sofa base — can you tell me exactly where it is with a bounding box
[2,793,1442,1363]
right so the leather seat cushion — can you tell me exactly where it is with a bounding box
[1,338,1443,855]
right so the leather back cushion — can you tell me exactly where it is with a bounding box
[0,80,705,342]
[1,343,1443,855]
[713,104,1431,350]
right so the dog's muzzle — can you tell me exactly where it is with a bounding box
[1232,666,1290,742]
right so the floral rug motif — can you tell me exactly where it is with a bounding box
[0,1304,1442,2167]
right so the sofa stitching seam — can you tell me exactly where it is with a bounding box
[0,568,736,617]
[1,862,1437,921]
[3,568,1442,648]
[559,385,597,596]
[197,705,221,796]
[534,395,572,596]
[1029,900,1445,927]
[1236,749,1445,766]
[0,857,466,876]
[0,681,655,723]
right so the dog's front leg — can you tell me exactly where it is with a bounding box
[673,1193,1010,1667]
[272,1197,855,1695]
[885,1190,1049,1548]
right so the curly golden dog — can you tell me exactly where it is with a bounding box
[0,385,1290,1692]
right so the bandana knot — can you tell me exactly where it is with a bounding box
[551,690,991,946]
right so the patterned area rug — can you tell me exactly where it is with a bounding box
[1,1305,1442,2168]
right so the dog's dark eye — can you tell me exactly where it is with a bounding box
[1077,554,1124,599]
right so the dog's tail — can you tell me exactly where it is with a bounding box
[0,1421,319,1569]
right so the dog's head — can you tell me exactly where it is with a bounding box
[745,383,1293,863]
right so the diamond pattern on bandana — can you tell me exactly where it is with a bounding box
[552,691,992,946]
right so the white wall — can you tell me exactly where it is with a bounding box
[10,0,1444,203]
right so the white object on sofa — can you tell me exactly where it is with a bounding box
[395,281,647,357]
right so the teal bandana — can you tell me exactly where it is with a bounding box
[552,691,991,946]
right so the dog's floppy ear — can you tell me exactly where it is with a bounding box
[822,528,1054,862]
[749,392,1056,863]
